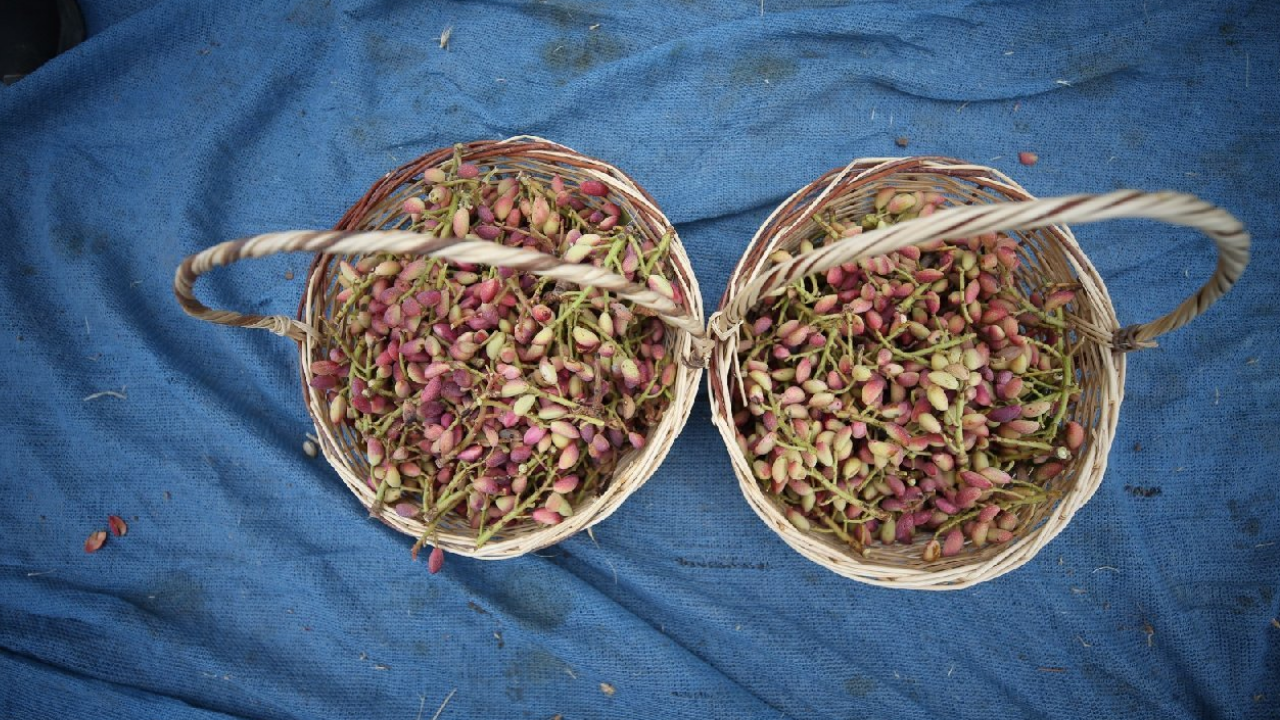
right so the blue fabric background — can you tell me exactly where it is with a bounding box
[1,1,1277,718]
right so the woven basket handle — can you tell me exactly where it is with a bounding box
[715,190,1249,352]
[174,230,704,342]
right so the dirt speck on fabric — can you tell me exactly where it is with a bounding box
[526,0,595,28]
[485,567,572,630]
[845,675,876,697]
[729,55,798,85]
[542,32,627,73]
[286,0,333,27]
[1124,485,1162,498]
[53,225,109,259]
[505,648,575,700]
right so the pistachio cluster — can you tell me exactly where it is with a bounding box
[312,151,681,570]
[733,189,1082,560]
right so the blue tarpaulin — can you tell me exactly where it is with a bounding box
[1,1,1277,718]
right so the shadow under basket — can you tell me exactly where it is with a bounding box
[175,137,705,560]
[706,156,1249,590]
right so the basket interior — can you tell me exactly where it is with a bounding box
[715,158,1123,583]
[297,141,703,555]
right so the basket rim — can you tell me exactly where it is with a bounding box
[297,136,706,559]
[707,155,1126,589]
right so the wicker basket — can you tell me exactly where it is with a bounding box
[706,156,1249,589]
[175,137,705,560]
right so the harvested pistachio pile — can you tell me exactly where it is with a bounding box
[732,189,1082,560]
[311,151,682,571]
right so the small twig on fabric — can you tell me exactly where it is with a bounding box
[439,26,453,51]
[430,689,457,720]
[1077,635,1092,648]
[1055,79,1073,87]
[585,527,618,584]
[1135,603,1156,647]
[26,569,55,577]
[1092,566,1119,574]
[760,0,764,16]
[84,386,128,402]
[85,317,90,337]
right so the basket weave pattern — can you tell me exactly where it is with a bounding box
[176,137,705,559]
[706,157,1248,589]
